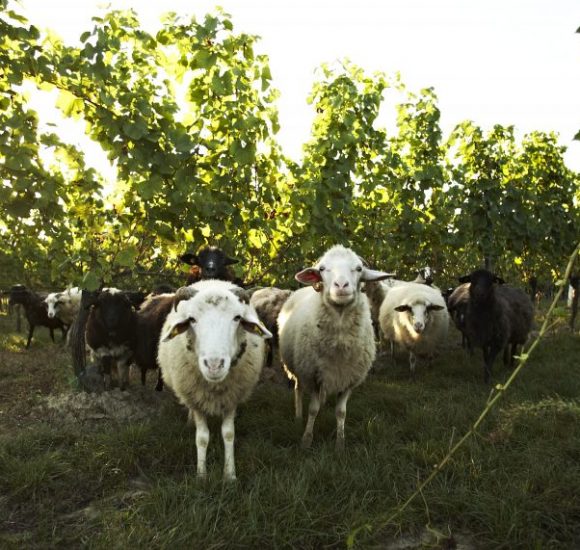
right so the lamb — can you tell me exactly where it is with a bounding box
[249,287,293,368]
[157,281,272,480]
[278,245,393,450]
[180,246,243,286]
[85,289,137,390]
[8,285,67,348]
[45,287,82,326]
[378,283,449,375]
[457,269,534,384]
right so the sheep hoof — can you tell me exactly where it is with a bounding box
[223,474,237,483]
[301,433,313,449]
[335,437,345,453]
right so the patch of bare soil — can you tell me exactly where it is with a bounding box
[40,383,176,427]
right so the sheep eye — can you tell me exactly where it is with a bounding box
[189,316,196,324]
[355,265,363,272]
[233,315,242,322]
[319,266,326,272]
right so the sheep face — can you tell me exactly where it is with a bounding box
[459,269,505,305]
[417,266,435,285]
[163,287,272,383]
[180,247,239,280]
[45,292,61,318]
[394,301,444,335]
[89,291,135,342]
[295,245,394,307]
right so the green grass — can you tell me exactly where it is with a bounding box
[1,310,579,548]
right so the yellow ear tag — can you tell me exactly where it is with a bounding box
[169,320,190,339]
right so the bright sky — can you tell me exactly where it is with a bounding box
[12,0,580,174]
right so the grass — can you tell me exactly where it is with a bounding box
[0,308,579,548]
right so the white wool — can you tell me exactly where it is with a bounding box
[158,280,270,480]
[278,245,392,450]
[45,287,82,325]
[379,283,449,374]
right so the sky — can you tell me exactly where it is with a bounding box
[11,0,580,174]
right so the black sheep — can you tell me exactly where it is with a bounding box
[458,269,534,384]
[8,285,67,348]
[180,246,243,285]
[85,290,137,390]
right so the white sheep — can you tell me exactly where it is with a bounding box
[379,282,449,375]
[365,267,438,345]
[45,287,82,326]
[157,280,272,481]
[278,245,393,450]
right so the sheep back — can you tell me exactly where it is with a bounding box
[496,286,534,345]
[250,287,292,340]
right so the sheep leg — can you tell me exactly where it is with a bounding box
[221,410,237,481]
[118,360,130,391]
[482,346,492,384]
[335,388,352,452]
[409,351,417,378]
[49,327,55,343]
[388,340,396,365]
[102,356,113,390]
[510,343,519,368]
[301,390,322,449]
[190,409,209,479]
[155,369,164,392]
[483,344,501,384]
[502,345,510,367]
[294,381,303,420]
[25,323,34,349]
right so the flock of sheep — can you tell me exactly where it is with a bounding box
[6,245,545,480]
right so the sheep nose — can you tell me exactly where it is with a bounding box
[333,280,350,289]
[203,358,225,372]
[414,323,424,333]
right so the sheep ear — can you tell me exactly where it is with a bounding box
[493,276,505,285]
[295,268,322,285]
[362,268,396,282]
[458,275,471,283]
[162,319,191,341]
[427,304,445,311]
[240,306,273,339]
[225,256,239,266]
[240,319,273,339]
[180,253,198,265]
[394,305,412,312]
